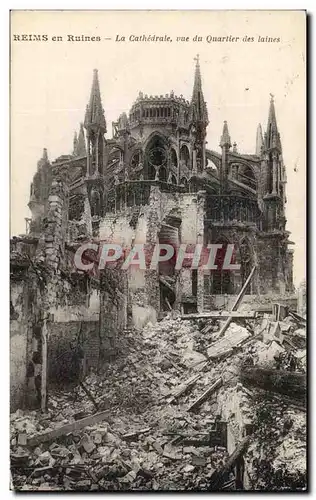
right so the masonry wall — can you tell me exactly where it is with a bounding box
[10,281,30,411]
[48,320,100,385]
[99,185,204,320]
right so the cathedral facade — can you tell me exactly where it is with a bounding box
[27,59,294,315]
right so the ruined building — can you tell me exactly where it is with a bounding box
[10,58,294,409]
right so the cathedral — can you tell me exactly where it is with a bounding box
[27,57,294,315]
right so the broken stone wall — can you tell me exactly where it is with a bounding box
[44,273,102,381]
[49,288,100,322]
[297,279,306,317]
[257,237,288,294]
[10,280,30,410]
[206,293,297,312]
[99,267,128,359]
[177,191,205,313]
[99,185,204,321]
[204,225,259,300]
[48,320,100,385]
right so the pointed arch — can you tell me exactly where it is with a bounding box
[171,148,178,169]
[144,133,168,180]
[211,236,234,295]
[180,144,190,168]
[238,164,257,190]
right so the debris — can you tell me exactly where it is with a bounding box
[17,433,27,446]
[187,378,223,412]
[208,436,251,489]
[203,266,256,336]
[240,367,306,403]
[192,456,206,466]
[27,410,110,446]
[163,443,182,460]
[152,441,164,455]
[122,427,151,440]
[10,305,306,492]
[289,310,306,325]
[183,464,195,472]
[181,312,256,320]
[273,303,288,321]
[78,380,99,411]
[207,324,251,358]
[170,372,204,402]
[80,433,96,454]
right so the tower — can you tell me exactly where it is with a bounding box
[84,69,107,177]
[28,148,52,234]
[189,55,208,174]
[261,95,286,231]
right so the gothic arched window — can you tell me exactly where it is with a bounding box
[145,135,167,180]
[180,145,190,168]
[211,239,234,295]
[171,148,178,169]
[90,189,101,217]
[238,165,256,190]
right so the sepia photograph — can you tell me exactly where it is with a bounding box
[10,10,306,491]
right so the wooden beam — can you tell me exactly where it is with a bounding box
[208,436,251,489]
[27,410,110,447]
[181,312,256,320]
[289,310,306,324]
[165,297,173,311]
[240,367,306,403]
[202,266,256,336]
[78,380,99,412]
[187,377,223,412]
[159,275,175,292]
[170,372,203,402]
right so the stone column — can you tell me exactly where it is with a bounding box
[197,190,206,313]
[145,185,162,312]
[192,149,197,174]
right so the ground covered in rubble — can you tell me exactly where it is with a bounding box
[10,311,307,491]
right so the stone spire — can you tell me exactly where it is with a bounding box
[73,131,78,155]
[84,69,107,132]
[265,94,281,150]
[73,124,87,157]
[190,55,208,126]
[77,123,86,156]
[255,123,264,155]
[220,121,231,148]
[37,148,49,170]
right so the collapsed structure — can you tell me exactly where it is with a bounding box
[11,58,295,407]
[10,58,305,492]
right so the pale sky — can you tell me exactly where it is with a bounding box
[10,10,306,285]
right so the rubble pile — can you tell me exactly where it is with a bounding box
[10,307,306,491]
